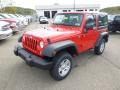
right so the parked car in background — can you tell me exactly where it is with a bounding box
[0,21,13,40]
[0,14,19,34]
[108,14,120,32]
[39,16,48,24]
[25,15,32,24]
[8,14,28,27]
[15,14,29,26]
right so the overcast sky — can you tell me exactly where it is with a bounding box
[13,0,120,9]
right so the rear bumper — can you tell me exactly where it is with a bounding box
[40,21,48,23]
[14,45,53,70]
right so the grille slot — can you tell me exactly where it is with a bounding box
[24,36,38,53]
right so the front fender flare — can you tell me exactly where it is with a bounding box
[42,40,78,57]
[18,35,23,42]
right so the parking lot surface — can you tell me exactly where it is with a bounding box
[0,22,120,90]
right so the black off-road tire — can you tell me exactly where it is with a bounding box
[49,52,73,81]
[112,30,116,33]
[94,39,105,55]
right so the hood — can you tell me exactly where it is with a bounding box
[24,26,79,42]
[0,19,16,23]
[0,21,9,30]
[0,21,9,27]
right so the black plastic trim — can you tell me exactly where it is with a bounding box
[18,35,23,42]
[96,32,109,47]
[42,40,78,57]
[14,45,53,70]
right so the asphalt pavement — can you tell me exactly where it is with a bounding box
[0,22,120,90]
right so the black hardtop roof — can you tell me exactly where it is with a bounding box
[57,12,108,15]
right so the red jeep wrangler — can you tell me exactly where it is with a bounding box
[14,12,109,81]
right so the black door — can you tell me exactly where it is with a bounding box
[52,11,57,18]
[44,11,50,18]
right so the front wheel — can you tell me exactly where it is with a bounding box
[50,52,73,81]
[94,39,105,55]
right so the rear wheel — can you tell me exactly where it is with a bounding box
[49,52,73,81]
[94,39,105,55]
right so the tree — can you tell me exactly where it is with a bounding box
[0,6,36,15]
[100,6,120,14]
[3,6,16,14]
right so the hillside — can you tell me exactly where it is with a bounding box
[100,6,120,14]
[0,6,36,15]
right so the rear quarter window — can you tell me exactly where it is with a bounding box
[98,15,108,28]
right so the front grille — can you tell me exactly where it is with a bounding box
[23,36,39,54]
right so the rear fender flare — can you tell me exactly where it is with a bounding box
[96,32,109,47]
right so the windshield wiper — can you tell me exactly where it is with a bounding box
[53,23,64,25]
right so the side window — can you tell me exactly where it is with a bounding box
[98,15,108,28]
[86,15,96,28]
[114,16,120,21]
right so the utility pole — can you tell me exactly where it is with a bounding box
[0,0,2,12]
[73,0,75,11]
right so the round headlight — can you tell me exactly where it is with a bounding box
[40,41,44,48]
[22,36,25,42]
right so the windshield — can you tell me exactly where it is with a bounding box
[2,14,11,18]
[0,14,6,18]
[115,16,120,21]
[53,13,83,26]
[0,16,4,19]
[8,14,16,18]
[41,17,47,19]
[108,15,115,21]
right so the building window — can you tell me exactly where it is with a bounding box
[52,11,57,18]
[63,10,67,12]
[85,9,87,11]
[98,15,108,28]
[95,9,98,11]
[68,10,71,12]
[76,10,83,12]
[89,9,94,11]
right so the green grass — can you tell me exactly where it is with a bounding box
[100,6,120,14]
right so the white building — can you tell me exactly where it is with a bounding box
[36,4,100,18]
[0,0,14,8]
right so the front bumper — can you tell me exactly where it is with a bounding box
[14,45,53,70]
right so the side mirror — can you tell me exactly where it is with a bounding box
[50,19,54,24]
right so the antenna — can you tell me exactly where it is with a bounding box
[73,0,75,11]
